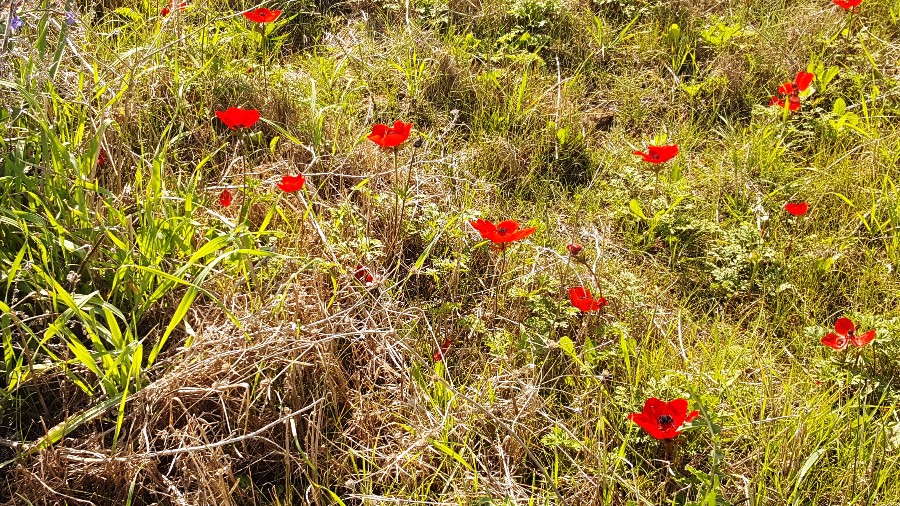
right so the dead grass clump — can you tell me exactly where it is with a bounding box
[3,265,362,505]
[7,451,171,505]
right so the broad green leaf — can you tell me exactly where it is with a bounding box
[629,199,646,219]
[832,97,846,116]
[558,336,576,359]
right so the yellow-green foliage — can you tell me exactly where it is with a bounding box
[1,0,899,504]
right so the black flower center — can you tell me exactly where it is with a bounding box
[497,227,508,235]
[650,152,660,160]
[657,414,674,427]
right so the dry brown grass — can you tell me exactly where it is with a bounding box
[4,264,345,504]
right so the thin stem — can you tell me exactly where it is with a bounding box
[240,129,249,196]
[238,128,257,286]
[784,222,796,258]
[871,339,877,379]
[393,145,420,266]
[576,309,589,343]
[386,148,402,266]
[2,1,14,53]
[662,439,677,497]
[261,24,270,92]
[296,189,338,265]
[575,256,605,300]
[852,350,864,499]
[493,246,507,321]
[392,148,399,181]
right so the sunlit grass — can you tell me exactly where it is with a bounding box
[1,0,899,504]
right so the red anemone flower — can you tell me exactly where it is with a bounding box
[97,148,107,167]
[833,0,863,9]
[470,219,536,245]
[161,1,186,16]
[770,95,802,111]
[771,72,814,111]
[628,398,699,440]
[243,7,281,23]
[778,72,814,94]
[795,72,815,91]
[354,264,374,285]
[433,337,451,362]
[216,107,261,130]
[566,242,583,256]
[277,174,305,193]
[822,317,875,350]
[633,144,678,164]
[368,121,412,149]
[777,83,794,95]
[784,201,808,216]
[219,188,233,207]
[569,286,606,312]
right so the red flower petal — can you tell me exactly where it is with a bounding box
[770,96,785,108]
[219,188,232,207]
[470,219,534,244]
[833,0,862,9]
[566,242,583,256]
[778,82,796,95]
[822,332,849,350]
[215,107,261,130]
[665,398,690,426]
[161,1,186,16]
[470,219,495,234]
[243,7,281,23]
[506,227,536,242]
[496,220,521,235]
[788,95,802,111]
[433,337,452,362]
[834,317,855,336]
[642,397,668,419]
[354,264,374,284]
[367,121,411,148]
[851,329,875,347]
[628,412,670,440]
[629,398,696,440]
[569,286,605,312]
[795,72,814,91]
[784,202,808,216]
[277,173,305,193]
[633,144,678,164]
[367,124,388,145]
[470,219,500,243]
[569,286,591,311]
